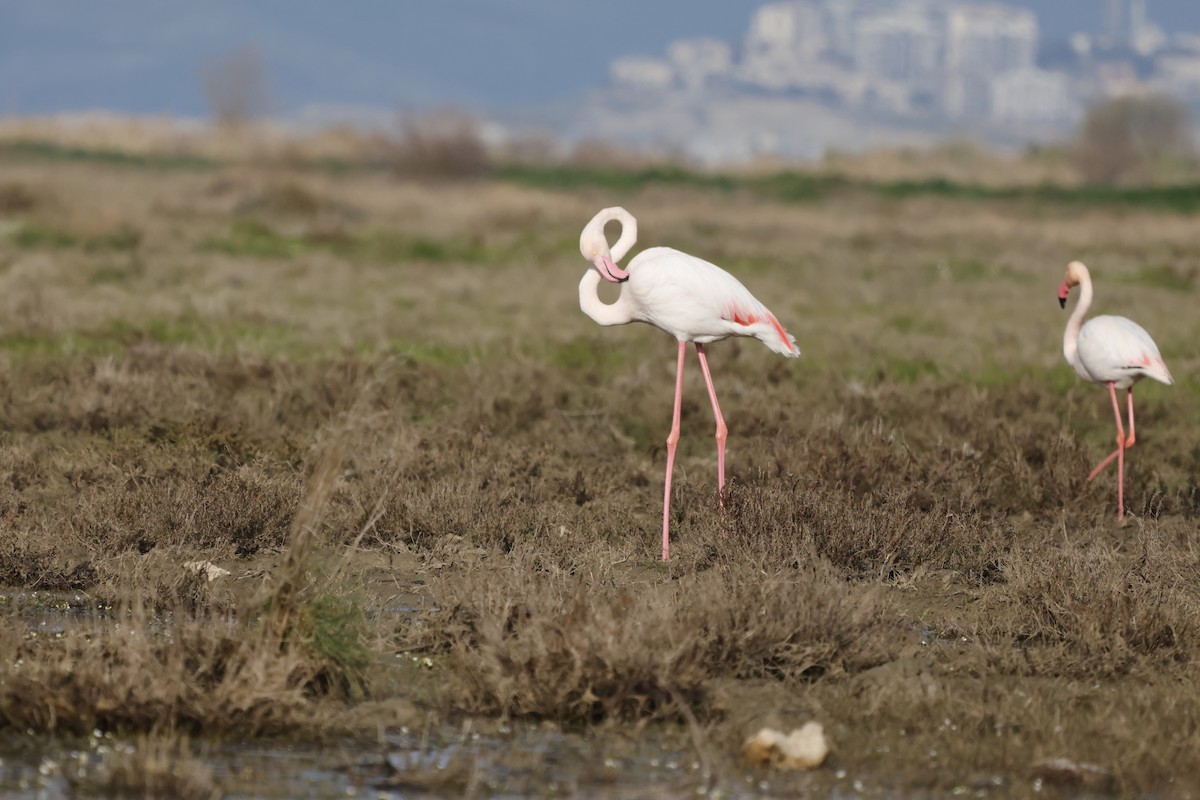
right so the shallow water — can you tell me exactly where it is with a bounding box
[3,591,106,637]
[0,726,727,799]
[0,721,1021,799]
[0,594,1011,799]
[0,594,715,798]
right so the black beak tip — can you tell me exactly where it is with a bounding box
[618,276,629,284]
[1058,297,1066,309]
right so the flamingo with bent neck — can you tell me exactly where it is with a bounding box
[577,206,800,560]
[1058,260,1173,521]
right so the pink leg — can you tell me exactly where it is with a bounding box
[1126,389,1136,448]
[1117,390,1125,521]
[693,343,728,503]
[1087,446,1120,481]
[1086,383,1127,520]
[661,341,687,561]
[1094,388,1137,482]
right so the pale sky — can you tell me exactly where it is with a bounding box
[0,0,1196,116]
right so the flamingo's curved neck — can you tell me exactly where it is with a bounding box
[1063,275,1093,366]
[579,269,635,327]
[608,210,637,263]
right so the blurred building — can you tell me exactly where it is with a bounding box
[1102,0,1167,55]
[944,4,1037,118]
[610,57,675,92]
[588,0,1197,164]
[855,11,942,86]
[667,39,734,92]
[990,67,1078,125]
[745,1,829,63]
[1155,54,1200,101]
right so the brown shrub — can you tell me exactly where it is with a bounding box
[199,44,270,128]
[409,560,895,722]
[569,138,663,170]
[75,464,304,556]
[721,479,1010,581]
[0,181,41,213]
[0,604,313,735]
[981,534,1200,676]
[1074,93,1195,185]
[0,453,370,736]
[381,109,490,179]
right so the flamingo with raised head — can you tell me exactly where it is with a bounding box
[1058,260,1173,521]
[578,206,800,560]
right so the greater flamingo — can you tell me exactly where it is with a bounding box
[1058,260,1173,521]
[578,206,800,560]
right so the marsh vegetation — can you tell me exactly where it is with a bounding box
[0,140,1198,797]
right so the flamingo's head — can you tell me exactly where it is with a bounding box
[1058,260,1088,309]
[580,209,631,283]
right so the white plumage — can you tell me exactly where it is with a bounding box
[607,246,798,354]
[1058,260,1172,521]
[577,206,799,560]
[1071,314,1172,389]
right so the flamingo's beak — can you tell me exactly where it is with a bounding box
[1057,281,1070,309]
[594,255,629,283]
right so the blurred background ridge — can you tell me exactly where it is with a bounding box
[1,0,1197,169]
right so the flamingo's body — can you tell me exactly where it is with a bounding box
[578,207,799,560]
[1058,260,1172,520]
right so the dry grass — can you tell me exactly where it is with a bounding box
[413,559,892,721]
[0,140,1199,795]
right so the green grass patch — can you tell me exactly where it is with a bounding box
[340,231,490,263]
[11,222,77,249]
[838,178,1200,212]
[889,357,943,383]
[295,594,371,700]
[388,339,476,367]
[885,313,950,336]
[922,258,1029,283]
[964,361,1080,392]
[84,226,141,252]
[0,140,217,170]
[88,259,145,285]
[204,221,496,264]
[496,163,739,195]
[1036,182,1200,213]
[0,330,125,358]
[114,314,301,354]
[1116,264,1196,293]
[8,221,141,252]
[545,336,633,375]
[873,177,999,201]
[753,171,848,202]
[202,219,307,259]
[0,315,306,361]
[497,163,1200,213]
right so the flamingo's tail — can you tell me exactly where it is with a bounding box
[755,314,800,358]
[1150,361,1174,386]
[724,304,800,357]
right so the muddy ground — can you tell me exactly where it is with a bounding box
[0,146,1198,797]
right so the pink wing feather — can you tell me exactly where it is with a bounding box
[1076,314,1172,388]
[622,247,800,357]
